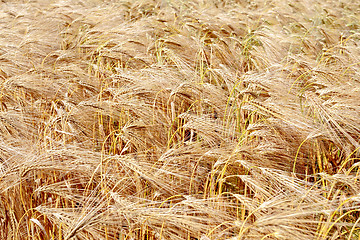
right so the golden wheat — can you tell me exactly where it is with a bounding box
[0,0,359,239]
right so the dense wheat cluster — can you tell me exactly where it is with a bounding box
[0,0,360,239]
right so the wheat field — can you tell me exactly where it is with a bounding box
[0,0,359,239]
